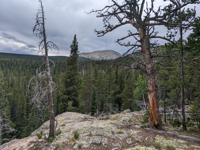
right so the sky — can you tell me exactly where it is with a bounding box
[0,0,199,56]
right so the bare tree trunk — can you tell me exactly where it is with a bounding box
[41,3,55,138]
[140,32,161,129]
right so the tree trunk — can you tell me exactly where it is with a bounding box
[41,4,55,138]
[163,88,166,123]
[139,28,161,129]
[180,21,187,131]
[0,116,2,145]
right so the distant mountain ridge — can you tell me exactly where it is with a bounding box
[0,52,91,61]
[79,50,121,60]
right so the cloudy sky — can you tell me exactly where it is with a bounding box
[0,0,199,56]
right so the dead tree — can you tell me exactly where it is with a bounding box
[0,105,15,145]
[90,0,197,129]
[31,0,58,138]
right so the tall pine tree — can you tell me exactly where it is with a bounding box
[62,34,80,111]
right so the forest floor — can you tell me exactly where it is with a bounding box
[0,110,200,150]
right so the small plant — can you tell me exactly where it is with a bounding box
[69,137,75,142]
[116,130,123,134]
[49,137,54,143]
[141,109,149,125]
[37,133,42,139]
[73,142,76,146]
[78,143,83,149]
[34,143,39,148]
[136,140,140,143]
[55,144,60,149]
[61,124,65,126]
[166,145,176,150]
[56,128,62,136]
[36,130,44,139]
[89,131,92,136]
[127,134,132,138]
[170,119,182,127]
[73,130,79,139]
[121,145,125,149]
[153,142,162,150]
[61,142,66,146]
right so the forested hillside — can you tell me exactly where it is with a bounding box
[0,0,200,148]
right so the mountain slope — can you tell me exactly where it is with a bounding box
[79,50,121,60]
[0,52,91,61]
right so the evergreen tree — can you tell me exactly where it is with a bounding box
[78,63,94,113]
[62,34,80,110]
[120,71,135,111]
[90,88,97,116]
[16,93,27,138]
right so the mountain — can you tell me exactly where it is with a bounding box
[79,50,121,60]
[1,110,200,150]
[0,52,91,61]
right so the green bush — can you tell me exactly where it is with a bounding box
[170,119,181,127]
[78,143,83,149]
[141,109,149,125]
[49,137,54,143]
[36,133,42,139]
[73,131,79,139]
[187,121,194,127]
[56,128,62,136]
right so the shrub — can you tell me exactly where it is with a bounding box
[55,144,59,149]
[69,137,75,142]
[153,142,162,150]
[78,143,83,149]
[141,109,149,125]
[49,137,54,143]
[73,131,79,139]
[166,145,175,150]
[36,130,44,139]
[36,133,42,139]
[56,128,62,136]
[170,119,181,127]
[116,130,123,134]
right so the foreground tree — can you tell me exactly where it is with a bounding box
[90,0,198,129]
[30,0,59,138]
[62,35,79,111]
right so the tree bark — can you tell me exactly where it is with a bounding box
[41,3,55,138]
[180,20,187,131]
[139,29,161,129]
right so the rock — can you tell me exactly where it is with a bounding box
[90,136,101,145]
[122,109,131,114]
[112,143,121,148]
[126,138,132,144]
[101,137,108,147]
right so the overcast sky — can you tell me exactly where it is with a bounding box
[0,0,199,56]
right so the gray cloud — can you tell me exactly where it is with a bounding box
[0,0,199,56]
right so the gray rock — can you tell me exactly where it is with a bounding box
[101,137,108,147]
[122,109,131,114]
[112,143,121,148]
[90,136,101,145]
[126,138,132,144]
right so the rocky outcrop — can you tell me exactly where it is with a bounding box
[79,50,121,60]
[1,110,200,150]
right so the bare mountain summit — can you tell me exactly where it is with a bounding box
[79,50,121,60]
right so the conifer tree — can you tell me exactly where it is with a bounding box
[120,71,135,111]
[91,88,97,116]
[78,64,94,113]
[62,34,79,110]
